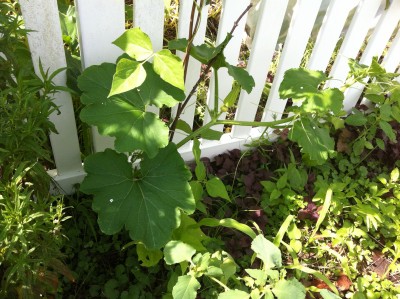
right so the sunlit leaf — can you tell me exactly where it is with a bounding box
[109,58,146,97]
[113,28,153,61]
[272,278,306,299]
[172,275,200,299]
[154,49,185,90]
[251,235,282,269]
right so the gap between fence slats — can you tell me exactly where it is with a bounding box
[172,0,209,147]
[325,0,381,112]
[203,0,250,133]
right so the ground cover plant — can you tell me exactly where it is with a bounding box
[2,0,400,298]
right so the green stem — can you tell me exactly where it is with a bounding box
[176,116,296,149]
[213,70,219,119]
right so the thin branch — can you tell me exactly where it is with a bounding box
[169,3,253,141]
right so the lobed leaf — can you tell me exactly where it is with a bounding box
[78,63,183,157]
[80,144,195,249]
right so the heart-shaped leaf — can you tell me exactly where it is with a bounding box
[78,63,183,157]
[113,28,153,61]
[80,144,195,249]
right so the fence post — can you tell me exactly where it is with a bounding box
[19,0,84,194]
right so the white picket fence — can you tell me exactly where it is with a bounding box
[18,0,400,194]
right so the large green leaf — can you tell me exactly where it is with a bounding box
[78,63,183,157]
[279,68,326,99]
[172,275,200,299]
[289,118,335,165]
[109,58,146,97]
[251,235,282,269]
[113,28,153,61]
[279,68,343,114]
[272,279,306,299]
[80,144,195,249]
[154,49,185,90]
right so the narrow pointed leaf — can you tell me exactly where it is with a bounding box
[154,49,185,90]
[80,144,195,249]
[113,28,153,61]
[109,58,146,97]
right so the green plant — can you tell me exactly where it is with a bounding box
[0,164,69,298]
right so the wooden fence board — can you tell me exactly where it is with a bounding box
[75,0,125,151]
[262,0,322,123]
[19,0,84,193]
[232,0,289,138]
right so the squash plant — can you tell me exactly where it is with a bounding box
[76,2,344,251]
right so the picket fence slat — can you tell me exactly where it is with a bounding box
[307,0,359,72]
[232,0,289,138]
[172,0,209,146]
[345,0,400,109]
[133,0,164,115]
[204,0,251,133]
[75,0,125,152]
[382,26,400,72]
[19,0,84,193]
[262,0,322,123]
[325,0,382,112]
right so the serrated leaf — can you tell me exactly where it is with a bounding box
[154,49,185,90]
[136,243,163,267]
[251,235,282,269]
[279,68,327,99]
[109,59,146,97]
[80,144,195,249]
[289,118,335,165]
[379,103,392,122]
[206,177,230,202]
[302,88,344,115]
[345,113,367,126]
[218,289,250,299]
[78,63,183,157]
[113,28,153,61]
[379,120,396,142]
[172,275,200,299]
[272,279,306,299]
[164,241,196,265]
[226,64,255,93]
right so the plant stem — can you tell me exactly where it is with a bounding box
[213,70,219,118]
[176,116,295,149]
[169,3,253,141]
